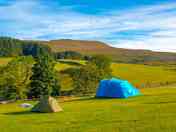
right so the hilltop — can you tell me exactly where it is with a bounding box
[44,39,176,63]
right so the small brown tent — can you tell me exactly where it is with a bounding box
[31,96,62,113]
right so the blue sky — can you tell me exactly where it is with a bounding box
[0,0,176,52]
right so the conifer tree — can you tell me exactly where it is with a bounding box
[29,48,59,98]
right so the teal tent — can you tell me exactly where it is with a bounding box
[96,78,141,98]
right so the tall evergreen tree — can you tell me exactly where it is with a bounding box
[29,48,59,98]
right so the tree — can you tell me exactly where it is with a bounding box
[22,41,53,57]
[62,55,112,96]
[29,48,59,98]
[74,64,101,95]
[0,56,34,100]
[0,37,23,57]
[89,55,112,69]
[89,55,112,78]
[51,72,61,96]
[56,51,83,60]
[29,48,62,113]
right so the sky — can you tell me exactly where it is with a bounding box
[0,0,176,52]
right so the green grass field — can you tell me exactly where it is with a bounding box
[111,63,176,88]
[0,86,176,132]
[0,58,176,131]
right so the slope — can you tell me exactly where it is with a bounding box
[44,39,176,63]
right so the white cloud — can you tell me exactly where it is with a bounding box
[0,1,176,52]
[114,37,176,52]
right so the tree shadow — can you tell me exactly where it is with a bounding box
[61,96,96,103]
[4,111,44,115]
[68,96,130,103]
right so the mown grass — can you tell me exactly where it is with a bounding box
[0,86,176,132]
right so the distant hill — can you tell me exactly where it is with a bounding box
[0,37,176,64]
[44,39,176,64]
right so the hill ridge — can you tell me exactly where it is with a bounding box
[44,39,176,63]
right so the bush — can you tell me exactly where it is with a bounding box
[0,56,34,100]
[62,55,112,96]
[88,55,112,78]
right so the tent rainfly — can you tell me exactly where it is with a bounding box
[96,78,141,98]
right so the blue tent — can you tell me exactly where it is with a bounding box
[96,78,141,98]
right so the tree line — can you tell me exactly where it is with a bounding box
[0,37,91,60]
[0,37,52,57]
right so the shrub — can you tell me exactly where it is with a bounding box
[0,56,34,100]
[62,55,112,96]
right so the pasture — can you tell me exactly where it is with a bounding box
[0,57,176,132]
[0,86,176,132]
[111,63,176,88]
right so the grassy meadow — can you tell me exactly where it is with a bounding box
[111,63,176,88]
[0,86,176,132]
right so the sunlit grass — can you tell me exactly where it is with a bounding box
[111,63,176,87]
[0,86,176,132]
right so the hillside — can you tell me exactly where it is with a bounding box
[44,39,176,63]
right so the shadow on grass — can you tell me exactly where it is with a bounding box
[4,111,44,115]
[144,100,176,105]
[62,97,96,103]
[67,96,134,103]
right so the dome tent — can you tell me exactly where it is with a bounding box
[96,78,141,98]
